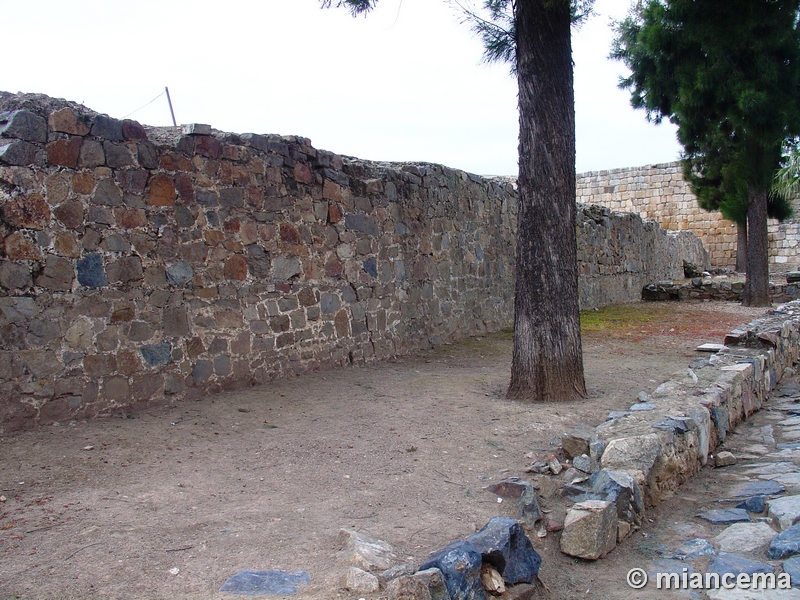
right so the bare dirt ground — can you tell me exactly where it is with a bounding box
[0,301,769,600]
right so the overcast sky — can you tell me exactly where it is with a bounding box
[4,0,681,176]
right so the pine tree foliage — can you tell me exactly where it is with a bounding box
[613,0,800,304]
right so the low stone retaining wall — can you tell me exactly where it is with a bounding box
[555,301,800,560]
[642,279,800,304]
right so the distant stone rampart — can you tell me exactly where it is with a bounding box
[577,162,800,270]
[0,92,706,431]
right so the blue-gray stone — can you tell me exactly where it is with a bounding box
[769,523,800,560]
[0,139,38,165]
[711,406,729,441]
[363,257,377,278]
[320,293,340,315]
[607,411,629,421]
[589,469,644,523]
[91,115,124,141]
[707,552,773,577]
[590,440,606,461]
[783,556,800,587]
[76,253,107,288]
[630,402,655,411]
[778,443,800,451]
[731,481,786,498]
[652,418,690,433]
[661,538,716,561]
[0,110,47,143]
[466,516,541,585]
[737,496,767,513]
[271,257,302,281]
[166,261,194,286]
[696,509,750,524]
[219,569,310,596]
[140,342,171,366]
[345,214,380,237]
[419,541,486,600]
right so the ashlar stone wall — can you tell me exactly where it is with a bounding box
[577,162,800,270]
[0,92,707,432]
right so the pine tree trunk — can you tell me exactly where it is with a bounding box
[507,0,586,402]
[743,187,770,306]
[735,222,747,273]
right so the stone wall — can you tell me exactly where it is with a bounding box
[576,204,707,309]
[577,162,800,270]
[0,92,708,432]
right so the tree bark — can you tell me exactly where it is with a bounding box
[743,187,770,306]
[735,221,747,273]
[507,0,586,402]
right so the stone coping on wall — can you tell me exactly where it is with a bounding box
[557,300,800,560]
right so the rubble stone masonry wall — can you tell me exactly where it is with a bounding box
[0,93,706,432]
[577,162,800,270]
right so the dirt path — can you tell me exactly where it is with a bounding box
[0,302,768,600]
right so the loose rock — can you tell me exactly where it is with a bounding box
[560,499,617,560]
[715,451,737,467]
[337,529,397,571]
[345,567,379,593]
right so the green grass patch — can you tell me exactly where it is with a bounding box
[580,303,674,333]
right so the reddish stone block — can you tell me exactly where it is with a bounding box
[116,170,148,194]
[223,218,241,233]
[111,306,136,324]
[204,230,225,246]
[53,200,84,229]
[48,108,90,136]
[231,331,251,355]
[223,254,248,280]
[323,179,342,201]
[71,172,95,195]
[222,145,240,160]
[3,193,51,229]
[54,232,81,258]
[294,163,313,184]
[280,223,300,243]
[46,136,83,167]
[116,349,141,375]
[245,185,263,209]
[328,203,344,224]
[334,309,350,337]
[324,256,343,278]
[195,135,221,158]
[159,152,194,172]
[84,353,117,378]
[147,174,176,206]
[121,119,148,141]
[174,172,194,203]
[4,231,42,260]
[115,208,147,229]
[186,337,205,359]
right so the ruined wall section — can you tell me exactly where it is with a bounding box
[576,163,738,268]
[576,204,708,309]
[577,162,800,270]
[0,93,709,432]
